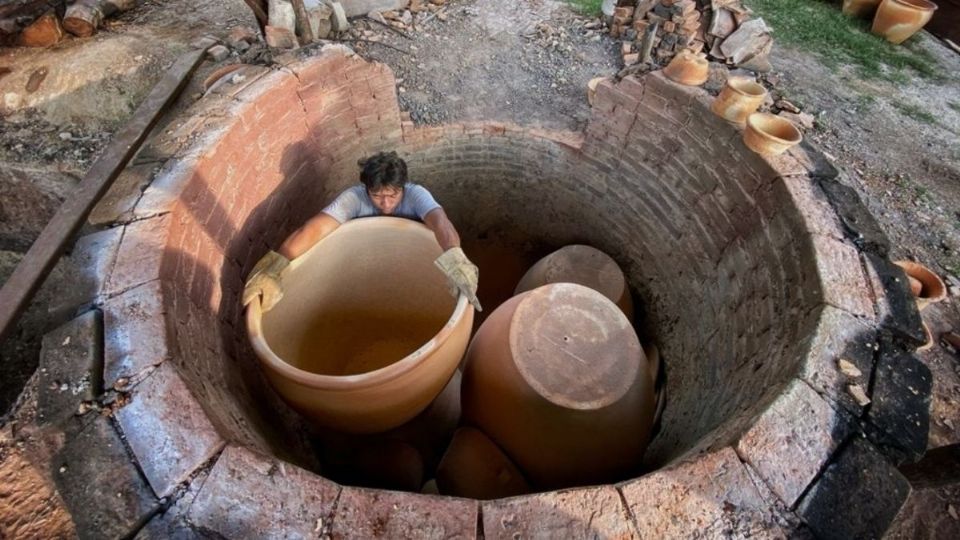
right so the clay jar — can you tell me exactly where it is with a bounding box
[743,113,803,156]
[894,260,946,311]
[246,217,474,433]
[872,0,938,44]
[514,244,633,321]
[711,77,767,124]
[662,49,709,86]
[461,283,655,489]
[436,427,531,500]
[842,0,882,18]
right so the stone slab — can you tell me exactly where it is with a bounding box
[816,176,890,257]
[482,485,638,540]
[339,0,410,18]
[188,445,339,539]
[862,253,926,347]
[105,214,171,297]
[36,310,103,427]
[45,227,124,319]
[53,416,159,539]
[619,447,795,537]
[735,378,853,507]
[102,280,172,388]
[89,162,161,227]
[797,438,910,540]
[135,469,209,539]
[810,233,875,321]
[883,483,960,539]
[115,361,225,498]
[330,487,477,539]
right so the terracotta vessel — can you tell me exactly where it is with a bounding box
[514,244,633,321]
[711,77,767,124]
[743,113,803,156]
[894,260,946,311]
[662,49,709,86]
[436,427,531,500]
[246,217,474,433]
[872,0,938,44]
[587,77,606,106]
[918,321,935,352]
[842,0,882,18]
[461,283,655,489]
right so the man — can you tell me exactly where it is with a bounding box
[242,151,482,312]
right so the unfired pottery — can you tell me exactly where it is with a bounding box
[894,260,946,311]
[514,244,634,320]
[842,0,882,18]
[872,0,938,44]
[662,49,709,86]
[711,77,767,124]
[436,427,531,500]
[246,217,474,433]
[743,113,803,156]
[461,283,655,489]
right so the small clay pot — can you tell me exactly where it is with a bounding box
[743,113,803,156]
[711,77,767,124]
[662,49,709,86]
[435,427,531,500]
[894,260,946,311]
[842,0,882,18]
[461,283,655,489]
[872,0,938,45]
[587,77,607,106]
[514,245,633,321]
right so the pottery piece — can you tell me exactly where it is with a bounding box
[711,77,767,124]
[918,321,935,352]
[643,342,660,388]
[842,0,882,18]
[435,427,531,500]
[587,77,606,106]
[662,49,709,86]
[514,244,633,321]
[908,275,924,297]
[894,260,946,311]
[246,217,474,433]
[461,283,655,489]
[743,113,803,156]
[872,0,938,44]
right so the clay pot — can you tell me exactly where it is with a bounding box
[894,260,946,311]
[662,49,709,86]
[436,427,531,500]
[461,283,655,489]
[918,321,935,352]
[743,113,803,156]
[872,0,938,44]
[514,245,633,321]
[587,77,607,106]
[711,77,767,124]
[842,0,882,18]
[246,217,474,433]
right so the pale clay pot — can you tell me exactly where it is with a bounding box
[461,283,655,489]
[842,0,882,18]
[436,426,531,500]
[872,0,938,45]
[663,49,709,86]
[895,260,946,311]
[246,217,474,434]
[743,113,803,156]
[711,77,767,124]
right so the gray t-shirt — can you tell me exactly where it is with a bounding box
[321,183,441,223]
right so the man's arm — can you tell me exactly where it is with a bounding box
[423,208,460,251]
[278,212,341,259]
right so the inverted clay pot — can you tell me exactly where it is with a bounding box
[743,113,803,156]
[842,0,882,18]
[461,283,655,489]
[514,244,633,321]
[894,260,947,311]
[436,426,531,500]
[872,0,938,44]
[711,77,768,124]
[662,49,709,86]
[246,217,474,434]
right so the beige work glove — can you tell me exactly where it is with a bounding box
[242,250,290,312]
[435,247,482,312]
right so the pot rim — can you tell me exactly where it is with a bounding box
[746,113,803,145]
[726,77,766,97]
[245,221,471,392]
[889,0,938,11]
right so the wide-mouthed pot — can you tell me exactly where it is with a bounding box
[662,49,709,86]
[711,77,768,124]
[872,0,938,44]
[743,113,803,156]
[246,217,474,433]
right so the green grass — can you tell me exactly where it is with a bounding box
[745,0,941,82]
[565,0,603,17]
[893,102,937,125]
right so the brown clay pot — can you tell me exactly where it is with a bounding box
[662,49,709,86]
[246,217,474,433]
[842,0,882,18]
[461,283,655,489]
[743,113,803,156]
[872,0,938,44]
[711,77,767,124]
[918,321,935,352]
[894,260,947,311]
[514,244,633,321]
[435,427,531,500]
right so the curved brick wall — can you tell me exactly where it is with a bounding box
[73,46,928,537]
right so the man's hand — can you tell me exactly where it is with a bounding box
[435,247,482,312]
[242,250,290,312]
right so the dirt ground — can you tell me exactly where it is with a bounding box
[1,0,959,533]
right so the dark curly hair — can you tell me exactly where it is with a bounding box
[360,151,408,192]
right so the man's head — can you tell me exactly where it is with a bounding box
[360,151,408,215]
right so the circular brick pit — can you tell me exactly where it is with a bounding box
[78,47,929,537]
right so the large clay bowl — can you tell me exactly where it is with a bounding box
[842,0,882,18]
[894,260,946,311]
[514,244,634,321]
[711,77,767,124]
[461,283,655,489]
[872,0,938,44]
[662,49,709,86]
[743,113,803,156]
[246,217,474,433]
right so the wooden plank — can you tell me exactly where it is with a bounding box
[0,48,206,343]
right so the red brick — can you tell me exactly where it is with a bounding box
[482,486,638,539]
[330,487,477,539]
